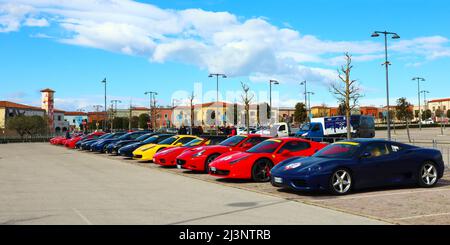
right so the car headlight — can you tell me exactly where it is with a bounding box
[193,150,206,157]
[301,133,307,137]
[229,156,250,165]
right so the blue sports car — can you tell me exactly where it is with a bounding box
[270,139,445,195]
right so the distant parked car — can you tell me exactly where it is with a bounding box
[421,119,434,125]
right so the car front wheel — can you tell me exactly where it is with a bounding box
[329,169,352,195]
[418,162,438,187]
[251,159,273,182]
[205,154,220,173]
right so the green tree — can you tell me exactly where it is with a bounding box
[138,114,150,129]
[337,103,346,116]
[6,115,47,138]
[422,109,432,120]
[395,97,413,142]
[293,102,307,124]
[435,109,443,118]
[130,116,139,129]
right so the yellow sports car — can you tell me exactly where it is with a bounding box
[132,135,200,161]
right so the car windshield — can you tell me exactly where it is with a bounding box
[300,123,311,131]
[185,138,203,147]
[143,136,160,144]
[313,142,360,158]
[159,136,178,145]
[219,135,246,146]
[99,134,113,139]
[136,134,152,141]
[247,140,282,153]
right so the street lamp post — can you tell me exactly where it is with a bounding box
[208,73,227,135]
[101,78,107,131]
[412,77,426,130]
[300,80,307,122]
[371,31,400,140]
[420,90,430,120]
[269,80,279,121]
[110,100,122,131]
[306,91,314,120]
[145,91,158,130]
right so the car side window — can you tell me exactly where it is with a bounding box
[178,137,197,144]
[279,125,286,131]
[363,143,390,158]
[129,134,141,140]
[244,137,266,146]
[277,141,310,153]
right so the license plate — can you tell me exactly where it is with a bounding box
[210,167,216,172]
[274,177,283,184]
[177,165,182,169]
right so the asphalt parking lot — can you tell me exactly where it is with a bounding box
[2,139,449,225]
[0,143,386,225]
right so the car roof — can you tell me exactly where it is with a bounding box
[335,138,392,144]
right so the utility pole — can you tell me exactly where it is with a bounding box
[269,80,279,122]
[306,91,315,120]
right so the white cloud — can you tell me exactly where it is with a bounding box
[1,0,450,85]
[24,17,48,27]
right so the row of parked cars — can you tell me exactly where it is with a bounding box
[50,130,445,195]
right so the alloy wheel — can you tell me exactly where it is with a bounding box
[331,170,352,194]
[421,163,437,186]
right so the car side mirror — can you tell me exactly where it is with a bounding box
[242,142,253,148]
[361,152,371,158]
[176,143,183,147]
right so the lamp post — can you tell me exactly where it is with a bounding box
[110,100,122,131]
[306,91,314,120]
[145,91,158,130]
[371,31,400,140]
[300,80,307,122]
[420,90,430,120]
[269,80,279,121]
[101,78,107,131]
[208,73,227,135]
[412,77,426,130]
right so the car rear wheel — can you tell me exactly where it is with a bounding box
[329,169,352,195]
[418,162,438,187]
[204,154,220,173]
[251,159,273,182]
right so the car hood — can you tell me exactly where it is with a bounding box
[213,151,251,164]
[271,156,336,175]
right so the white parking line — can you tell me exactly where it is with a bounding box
[72,208,93,225]
[315,187,450,201]
[394,212,450,220]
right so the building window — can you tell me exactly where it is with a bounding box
[73,119,75,123]
[444,106,447,111]
[164,114,168,119]
[58,115,62,121]
[433,106,435,111]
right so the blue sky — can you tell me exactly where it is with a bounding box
[1,0,450,111]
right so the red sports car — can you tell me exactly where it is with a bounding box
[176,134,271,172]
[64,132,105,149]
[208,137,327,182]
[153,136,228,167]
[50,136,65,145]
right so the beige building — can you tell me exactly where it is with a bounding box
[427,98,450,115]
[0,101,46,129]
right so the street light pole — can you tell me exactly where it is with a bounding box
[208,73,227,135]
[110,100,122,131]
[371,31,400,140]
[101,78,107,131]
[420,90,430,120]
[300,80,307,122]
[145,91,158,130]
[412,77,426,130]
[306,91,314,120]
[269,80,279,122]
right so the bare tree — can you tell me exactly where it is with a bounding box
[330,53,363,139]
[240,82,254,133]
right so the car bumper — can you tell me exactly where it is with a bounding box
[209,162,251,179]
[270,172,330,191]
[177,156,207,171]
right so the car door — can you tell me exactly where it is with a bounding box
[357,142,393,188]
[382,143,415,183]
